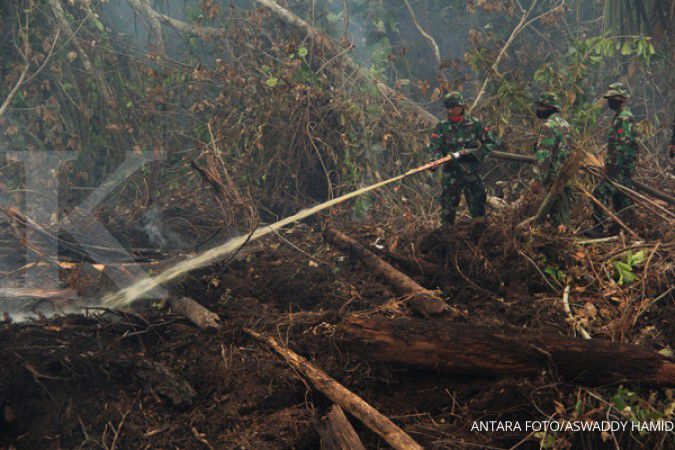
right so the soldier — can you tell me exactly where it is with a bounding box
[587,82,639,236]
[428,91,502,228]
[532,92,574,227]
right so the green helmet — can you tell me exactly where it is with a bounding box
[443,91,466,108]
[603,82,630,99]
[535,92,561,110]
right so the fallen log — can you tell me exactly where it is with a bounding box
[317,405,366,450]
[337,315,675,386]
[0,288,78,301]
[168,297,222,331]
[243,328,423,450]
[633,179,675,206]
[375,248,446,279]
[324,226,451,317]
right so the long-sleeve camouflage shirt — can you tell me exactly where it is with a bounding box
[534,113,572,186]
[428,115,502,183]
[605,108,638,180]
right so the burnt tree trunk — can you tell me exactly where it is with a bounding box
[337,316,675,386]
[324,227,452,317]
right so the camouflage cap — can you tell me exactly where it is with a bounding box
[603,82,630,99]
[443,91,466,108]
[535,92,561,110]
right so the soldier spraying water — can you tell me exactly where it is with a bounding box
[427,91,503,230]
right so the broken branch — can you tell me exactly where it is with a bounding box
[243,327,423,450]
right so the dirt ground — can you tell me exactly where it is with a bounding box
[1,211,673,449]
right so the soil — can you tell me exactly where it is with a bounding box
[0,213,673,449]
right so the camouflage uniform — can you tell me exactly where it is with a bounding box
[592,83,638,229]
[533,93,574,227]
[429,92,502,225]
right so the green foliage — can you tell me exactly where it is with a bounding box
[612,385,667,435]
[545,265,566,283]
[265,77,280,88]
[612,250,646,285]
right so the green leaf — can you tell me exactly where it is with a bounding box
[265,77,279,87]
[614,260,638,285]
[93,18,105,32]
[297,46,308,57]
[535,150,550,162]
[626,250,646,267]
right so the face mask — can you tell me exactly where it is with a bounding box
[607,98,623,111]
[536,108,555,119]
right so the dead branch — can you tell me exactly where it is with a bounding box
[316,405,366,450]
[251,0,438,125]
[519,150,582,228]
[167,297,222,331]
[401,0,441,67]
[632,179,675,206]
[243,327,423,450]
[469,0,567,112]
[168,297,221,330]
[561,284,591,339]
[48,0,115,106]
[126,0,165,55]
[126,0,224,39]
[580,188,640,239]
[0,12,31,117]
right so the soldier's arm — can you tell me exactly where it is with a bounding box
[429,124,445,160]
[473,121,502,163]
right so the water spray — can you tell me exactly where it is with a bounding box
[102,153,459,307]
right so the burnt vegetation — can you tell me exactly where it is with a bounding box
[0,1,673,449]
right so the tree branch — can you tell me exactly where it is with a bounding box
[402,0,441,67]
[126,0,165,56]
[126,0,224,39]
[469,0,566,113]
